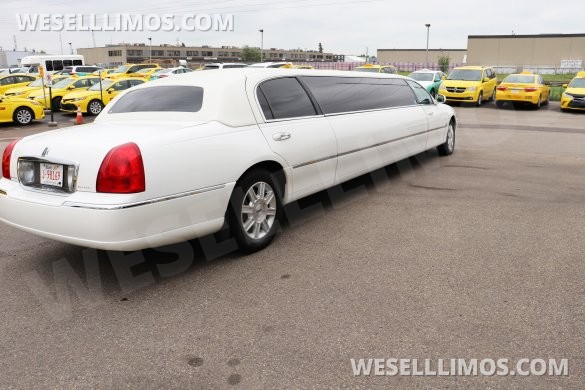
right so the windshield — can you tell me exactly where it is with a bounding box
[409,73,434,81]
[354,67,380,73]
[113,65,130,74]
[447,69,482,81]
[569,78,585,88]
[503,75,535,84]
[51,78,75,89]
[88,79,114,91]
[29,79,44,87]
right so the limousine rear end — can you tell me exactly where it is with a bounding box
[0,69,456,252]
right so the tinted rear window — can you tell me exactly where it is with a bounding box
[300,76,416,114]
[109,86,204,113]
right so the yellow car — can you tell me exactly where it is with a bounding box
[439,66,498,106]
[61,77,146,115]
[128,67,160,80]
[0,74,38,95]
[495,72,550,109]
[3,75,68,98]
[354,64,397,74]
[28,76,101,110]
[92,69,115,78]
[0,96,45,125]
[560,71,585,112]
[280,64,315,70]
[107,63,161,79]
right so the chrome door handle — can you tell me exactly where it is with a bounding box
[272,132,291,141]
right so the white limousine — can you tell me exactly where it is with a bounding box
[0,69,456,252]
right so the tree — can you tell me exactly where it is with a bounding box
[318,42,323,53]
[438,54,450,73]
[241,46,261,62]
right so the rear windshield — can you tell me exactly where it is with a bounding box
[109,86,204,113]
[502,75,535,84]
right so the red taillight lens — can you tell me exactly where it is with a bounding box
[524,87,538,92]
[96,143,145,193]
[2,138,21,179]
[497,86,507,91]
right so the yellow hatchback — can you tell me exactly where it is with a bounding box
[108,63,161,79]
[0,96,45,125]
[495,72,550,109]
[354,64,398,74]
[560,71,585,112]
[28,76,100,110]
[0,74,38,95]
[3,75,68,98]
[61,77,145,115]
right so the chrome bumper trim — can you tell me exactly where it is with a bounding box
[62,184,227,210]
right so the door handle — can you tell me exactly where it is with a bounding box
[427,112,434,116]
[272,132,291,141]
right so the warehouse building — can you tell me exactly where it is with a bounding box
[467,33,584,73]
[377,49,467,65]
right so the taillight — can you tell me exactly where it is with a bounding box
[96,143,145,193]
[497,86,507,91]
[524,87,538,92]
[2,138,21,179]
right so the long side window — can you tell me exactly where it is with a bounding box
[257,77,317,120]
[406,80,433,105]
[299,76,416,114]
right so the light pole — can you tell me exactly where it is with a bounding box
[259,29,264,62]
[425,24,431,68]
[148,37,152,63]
[68,42,73,54]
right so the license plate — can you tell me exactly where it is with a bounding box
[511,89,520,94]
[40,163,63,187]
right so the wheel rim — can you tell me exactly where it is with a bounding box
[89,101,102,114]
[447,124,455,152]
[241,181,277,240]
[16,109,31,124]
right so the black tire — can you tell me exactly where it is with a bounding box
[490,88,496,101]
[13,107,34,125]
[496,101,505,108]
[87,99,104,116]
[476,91,483,107]
[51,96,62,111]
[535,95,541,110]
[437,120,455,156]
[228,169,284,253]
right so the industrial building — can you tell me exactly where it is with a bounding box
[77,43,344,67]
[377,49,467,65]
[0,50,35,68]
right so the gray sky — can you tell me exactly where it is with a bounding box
[1,0,584,55]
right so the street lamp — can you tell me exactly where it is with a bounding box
[148,37,152,63]
[425,24,431,68]
[259,29,264,63]
[68,42,73,54]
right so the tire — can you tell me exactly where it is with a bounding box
[51,96,62,111]
[535,95,541,110]
[13,107,34,125]
[496,101,505,108]
[228,169,283,253]
[437,120,455,156]
[491,89,496,101]
[544,93,550,106]
[87,99,104,115]
[476,91,483,107]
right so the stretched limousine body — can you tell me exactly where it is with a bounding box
[0,69,456,252]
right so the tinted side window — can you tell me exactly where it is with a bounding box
[63,60,73,67]
[73,60,83,65]
[406,80,433,105]
[45,60,54,71]
[300,76,416,114]
[258,77,317,120]
[109,86,204,113]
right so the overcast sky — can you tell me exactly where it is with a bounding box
[1,0,584,56]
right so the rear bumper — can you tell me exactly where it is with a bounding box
[0,178,234,251]
[496,92,539,104]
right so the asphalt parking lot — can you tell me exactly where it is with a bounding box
[0,102,584,388]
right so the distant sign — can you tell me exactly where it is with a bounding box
[560,60,583,69]
[45,73,53,87]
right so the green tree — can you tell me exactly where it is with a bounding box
[318,42,323,53]
[242,46,261,62]
[438,54,450,73]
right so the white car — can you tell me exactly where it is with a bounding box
[150,67,193,79]
[0,69,456,252]
[249,62,291,68]
[407,69,446,97]
[201,63,248,70]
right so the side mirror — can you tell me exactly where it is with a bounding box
[436,94,446,103]
[562,84,568,89]
[106,88,114,94]
[483,78,490,83]
[67,86,75,90]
